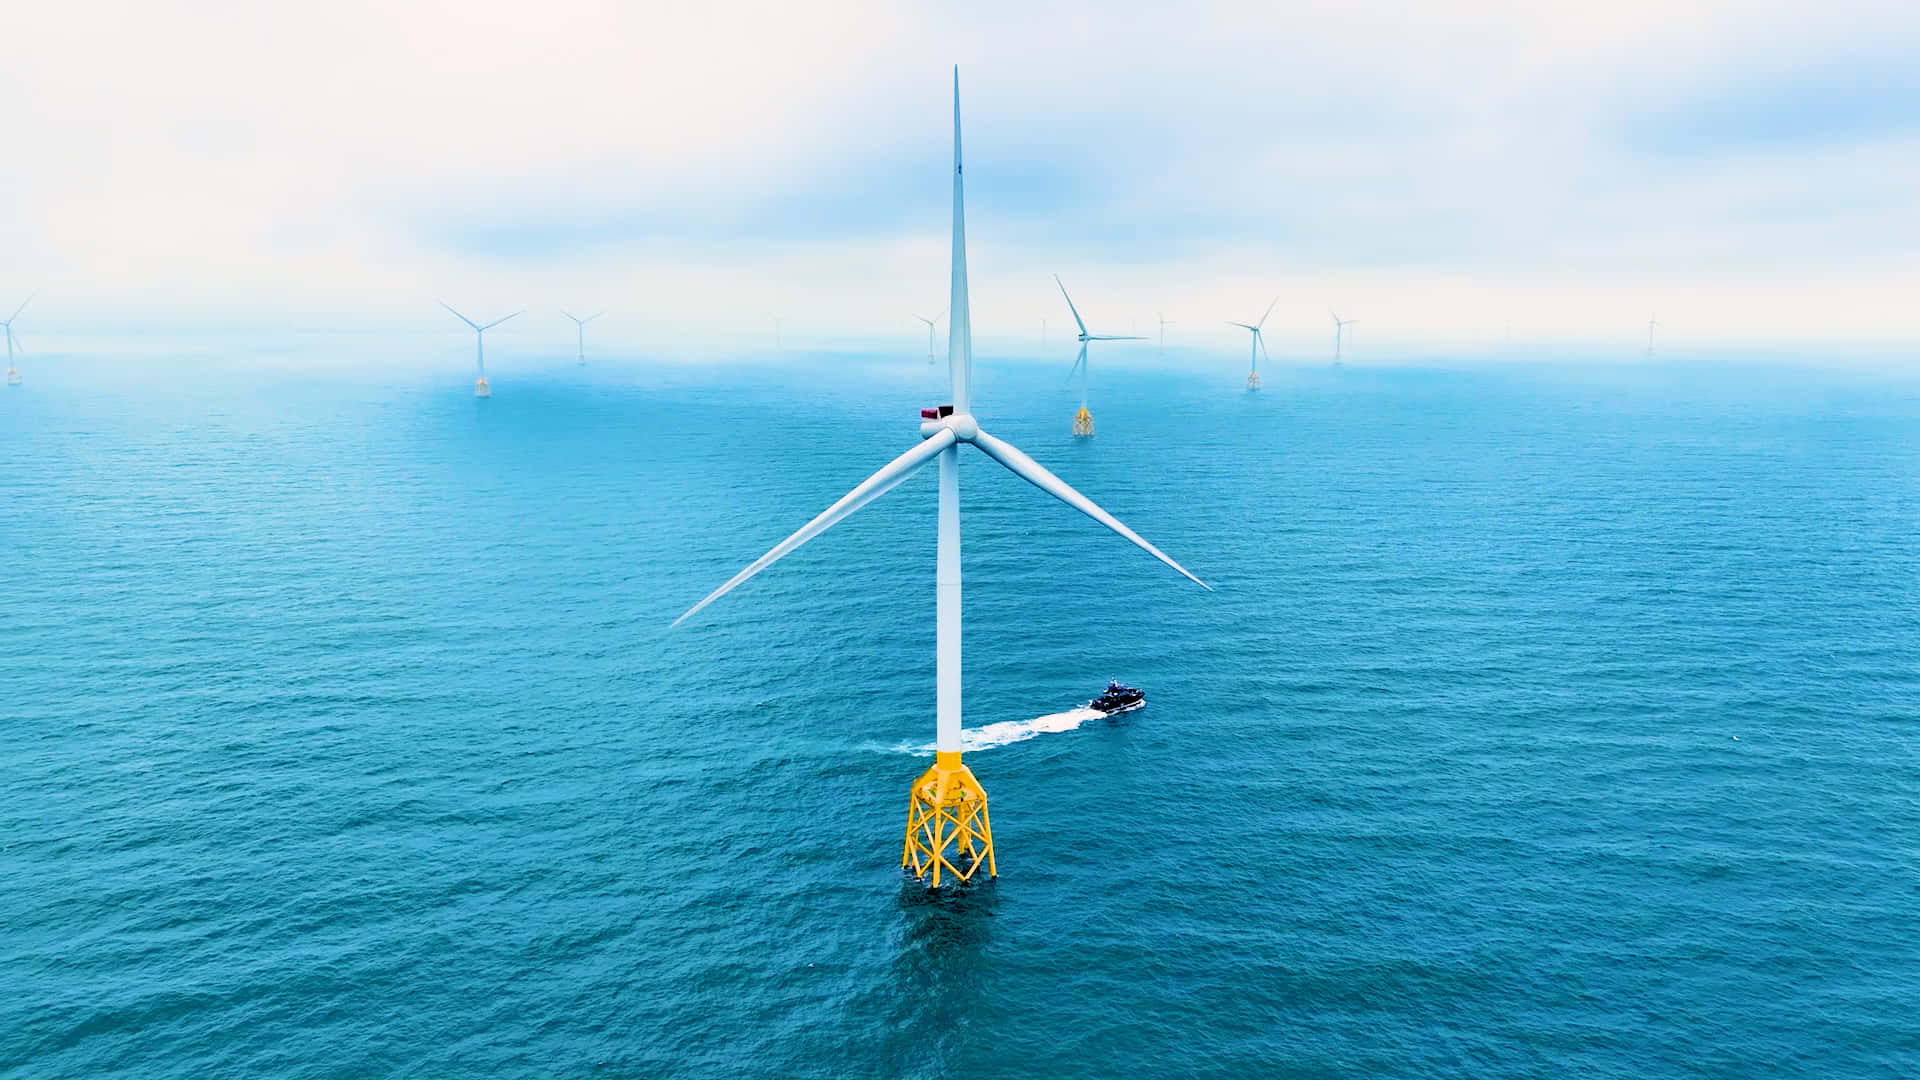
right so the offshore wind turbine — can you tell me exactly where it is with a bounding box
[562,310,603,365]
[674,70,1211,888]
[1158,313,1175,356]
[1330,310,1356,366]
[440,302,522,398]
[1056,276,1145,436]
[1228,297,1278,390]
[1646,315,1659,359]
[914,308,947,365]
[3,294,31,387]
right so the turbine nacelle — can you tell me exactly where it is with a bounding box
[918,407,979,442]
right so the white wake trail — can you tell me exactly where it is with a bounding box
[893,707,1107,754]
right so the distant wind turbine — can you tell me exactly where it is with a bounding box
[1057,276,1145,437]
[3,294,32,387]
[1158,313,1175,356]
[1228,297,1278,390]
[914,308,947,365]
[440,302,522,398]
[1041,317,1048,353]
[1646,315,1659,359]
[562,310,603,366]
[674,70,1210,888]
[1330,310,1357,366]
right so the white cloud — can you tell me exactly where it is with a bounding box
[4,0,1916,352]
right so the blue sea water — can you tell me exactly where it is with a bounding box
[4,354,1918,1078]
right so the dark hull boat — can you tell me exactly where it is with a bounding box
[1088,680,1145,715]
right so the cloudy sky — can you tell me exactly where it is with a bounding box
[5,0,1917,354]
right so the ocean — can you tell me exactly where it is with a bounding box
[4,353,1917,1078]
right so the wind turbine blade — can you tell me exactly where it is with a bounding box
[1226,322,1257,331]
[970,429,1210,590]
[586,311,605,323]
[561,310,580,323]
[1064,343,1087,387]
[673,429,959,626]
[1054,275,1089,337]
[1258,331,1271,365]
[439,301,480,331]
[1088,335,1146,341]
[947,66,973,413]
[1257,296,1279,330]
[9,293,34,323]
[480,311,524,331]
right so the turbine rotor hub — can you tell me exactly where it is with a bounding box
[918,405,978,442]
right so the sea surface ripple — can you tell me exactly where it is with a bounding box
[4,357,1917,1078]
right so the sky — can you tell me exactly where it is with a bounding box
[4,0,1917,358]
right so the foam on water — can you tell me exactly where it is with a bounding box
[892,707,1107,753]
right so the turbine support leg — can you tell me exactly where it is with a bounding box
[1246,371,1261,391]
[474,376,491,398]
[902,751,996,887]
[1072,406,1095,437]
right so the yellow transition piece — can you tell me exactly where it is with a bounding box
[902,750,996,887]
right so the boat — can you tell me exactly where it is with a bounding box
[1088,680,1145,715]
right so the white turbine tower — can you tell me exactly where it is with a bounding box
[1330,310,1357,366]
[1646,315,1659,359]
[562,310,603,366]
[914,308,947,365]
[1057,276,1145,437]
[3,294,31,387]
[441,302,521,398]
[1158,313,1175,356]
[674,70,1211,888]
[1228,297,1278,390]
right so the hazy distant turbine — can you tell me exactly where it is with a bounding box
[3,294,32,387]
[1228,297,1278,390]
[440,302,522,398]
[914,309,947,365]
[1057,275,1145,437]
[561,310,604,366]
[1330,310,1357,366]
